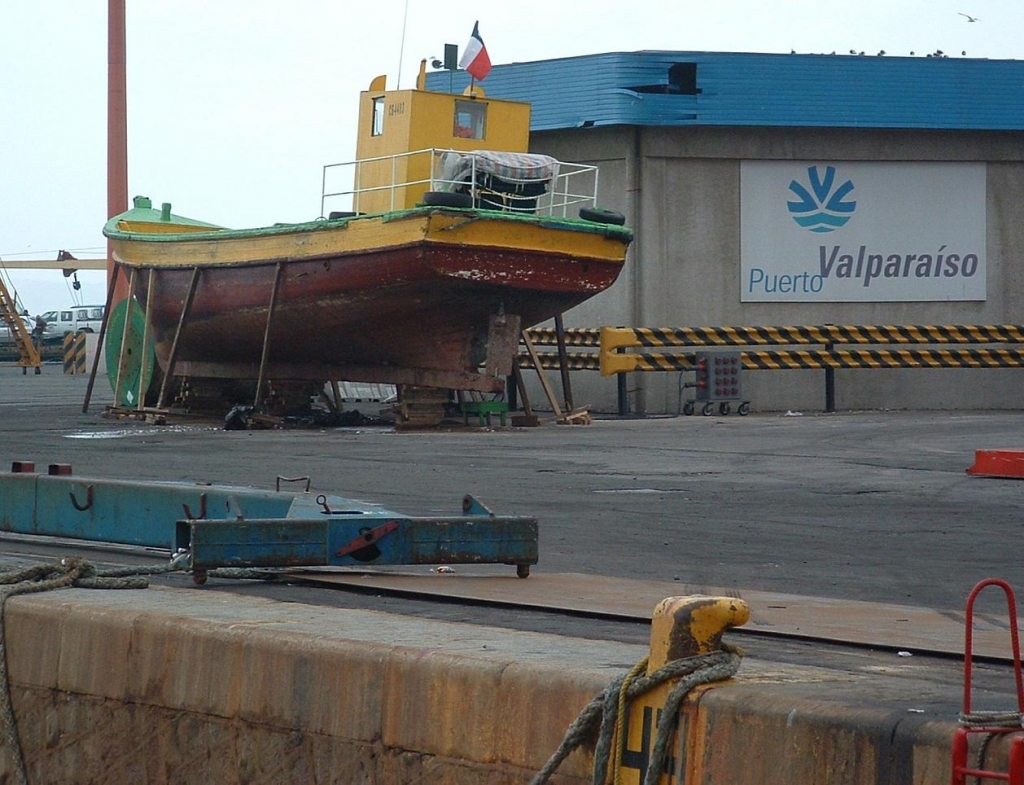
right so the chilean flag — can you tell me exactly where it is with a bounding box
[459,21,492,81]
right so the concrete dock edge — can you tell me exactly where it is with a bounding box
[0,586,972,784]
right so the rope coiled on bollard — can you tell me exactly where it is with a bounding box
[529,645,742,785]
[608,656,649,784]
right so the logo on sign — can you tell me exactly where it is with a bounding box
[787,165,857,233]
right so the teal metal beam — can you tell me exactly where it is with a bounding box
[0,470,538,577]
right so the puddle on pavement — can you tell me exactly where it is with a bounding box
[593,488,688,494]
[64,426,218,439]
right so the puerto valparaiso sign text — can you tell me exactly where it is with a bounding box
[740,161,986,303]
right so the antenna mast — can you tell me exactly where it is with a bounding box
[396,0,410,89]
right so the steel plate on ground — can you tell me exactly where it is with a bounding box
[285,570,1009,661]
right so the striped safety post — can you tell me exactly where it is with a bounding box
[62,333,74,374]
[63,332,87,374]
[74,332,87,374]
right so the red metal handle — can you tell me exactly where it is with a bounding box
[962,578,1024,715]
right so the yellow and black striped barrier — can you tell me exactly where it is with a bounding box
[519,325,1024,374]
[63,332,87,375]
[598,324,1024,375]
[515,350,601,372]
[748,347,1024,370]
[600,323,1024,352]
[517,324,1024,414]
[608,347,1024,374]
[522,327,602,348]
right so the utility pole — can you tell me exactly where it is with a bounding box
[108,0,128,304]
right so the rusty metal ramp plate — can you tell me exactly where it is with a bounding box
[284,570,1014,661]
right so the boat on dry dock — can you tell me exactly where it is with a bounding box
[101,66,632,411]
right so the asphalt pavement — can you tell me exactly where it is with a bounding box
[2,364,1023,614]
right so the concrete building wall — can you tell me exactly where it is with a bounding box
[527,127,1024,414]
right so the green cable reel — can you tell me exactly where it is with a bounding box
[105,296,157,408]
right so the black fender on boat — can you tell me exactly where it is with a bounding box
[421,191,474,208]
[579,206,626,226]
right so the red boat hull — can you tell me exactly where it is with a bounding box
[128,238,623,392]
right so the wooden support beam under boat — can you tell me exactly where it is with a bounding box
[156,266,201,409]
[253,261,284,409]
[112,266,138,407]
[554,313,574,413]
[520,330,564,420]
[83,262,123,413]
[330,380,343,413]
[137,268,156,411]
[511,358,536,422]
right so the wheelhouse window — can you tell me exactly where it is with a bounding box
[453,100,486,139]
[371,96,385,136]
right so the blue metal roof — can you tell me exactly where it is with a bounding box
[424,51,1024,131]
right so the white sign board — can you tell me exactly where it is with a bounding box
[740,161,986,302]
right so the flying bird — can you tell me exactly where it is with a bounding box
[958,12,980,22]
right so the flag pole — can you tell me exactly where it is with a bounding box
[396,0,410,89]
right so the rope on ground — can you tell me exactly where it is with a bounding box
[0,557,278,785]
[207,567,280,581]
[529,645,742,785]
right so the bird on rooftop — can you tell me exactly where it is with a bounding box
[958,12,980,22]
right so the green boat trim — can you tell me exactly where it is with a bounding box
[104,197,634,245]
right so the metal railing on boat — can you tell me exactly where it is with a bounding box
[320,147,600,218]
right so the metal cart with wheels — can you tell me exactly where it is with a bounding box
[681,351,750,416]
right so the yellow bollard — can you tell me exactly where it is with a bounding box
[618,595,749,785]
[649,595,750,668]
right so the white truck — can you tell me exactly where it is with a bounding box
[40,304,106,334]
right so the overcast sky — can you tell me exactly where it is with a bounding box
[1,0,1017,314]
